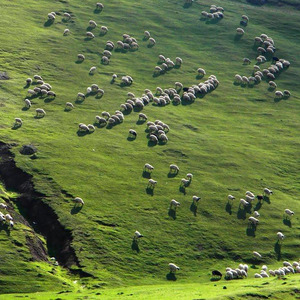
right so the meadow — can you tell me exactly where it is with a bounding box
[0,0,299,298]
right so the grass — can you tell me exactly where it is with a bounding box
[0,0,299,298]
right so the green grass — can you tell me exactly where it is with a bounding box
[0,0,300,298]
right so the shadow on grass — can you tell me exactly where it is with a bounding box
[147,44,155,48]
[127,136,136,142]
[237,207,246,220]
[179,186,186,195]
[147,140,157,147]
[22,107,30,111]
[136,120,146,125]
[274,241,281,261]
[254,201,262,211]
[168,208,176,220]
[283,219,291,228]
[146,187,154,196]
[77,130,88,137]
[44,97,55,103]
[246,226,256,237]
[190,202,197,216]
[93,9,103,14]
[167,172,178,178]
[11,124,22,130]
[196,74,204,80]
[263,195,270,204]
[166,272,177,281]
[131,240,140,253]
[70,205,82,215]
[142,171,151,179]
[75,60,84,64]
[210,277,221,282]
[34,115,45,119]
[0,223,11,236]
[44,20,54,27]
[225,201,232,215]
[183,3,192,9]
[23,83,30,89]
[234,35,242,42]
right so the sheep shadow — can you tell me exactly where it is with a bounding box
[76,130,88,137]
[127,136,136,142]
[75,98,85,104]
[196,74,204,80]
[93,122,106,128]
[122,110,132,116]
[131,240,140,253]
[84,37,94,41]
[183,3,192,8]
[22,107,30,111]
[190,202,198,216]
[166,272,177,281]
[246,225,256,237]
[0,223,11,236]
[274,241,281,261]
[268,87,275,92]
[106,124,114,130]
[237,207,246,220]
[133,106,143,113]
[11,124,22,130]
[147,140,157,147]
[44,20,54,27]
[168,208,176,220]
[142,171,151,179]
[23,83,30,89]
[225,202,232,215]
[99,32,107,37]
[234,35,242,42]
[75,60,84,64]
[34,115,45,119]
[64,108,73,112]
[274,97,282,103]
[179,186,186,195]
[93,9,102,14]
[283,219,291,228]
[167,172,178,178]
[86,26,94,31]
[44,97,55,103]
[210,277,222,282]
[70,205,82,215]
[146,187,154,196]
[147,44,155,48]
[263,196,270,204]
[136,120,145,125]
[254,201,262,211]
[152,73,161,78]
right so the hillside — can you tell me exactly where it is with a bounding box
[0,0,299,298]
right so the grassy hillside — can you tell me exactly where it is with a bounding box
[0,0,299,298]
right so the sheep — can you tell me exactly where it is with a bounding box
[36,108,46,117]
[148,179,157,188]
[144,30,151,39]
[253,211,260,218]
[192,195,201,205]
[144,163,154,172]
[87,87,92,94]
[129,129,137,138]
[235,74,242,83]
[0,213,5,222]
[242,76,249,84]
[88,66,97,74]
[181,178,190,187]
[169,263,180,273]
[243,58,251,64]
[197,68,206,75]
[133,230,143,241]
[249,216,259,226]
[245,195,255,203]
[236,28,245,35]
[86,31,95,39]
[264,188,273,196]
[149,134,158,143]
[89,20,97,28]
[101,56,109,65]
[241,15,249,21]
[284,209,294,218]
[100,26,108,34]
[9,220,14,228]
[277,232,285,240]
[95,116,107,125]
[253,251,262,259]
[88,124,95,132]
[186,173,193,181]
[5,214,13,221]
[65,102,74,110]
[228,195,235,201]
[268,81,277,89]
[148,38,156,46]
[159,134,168,143]
[24,98,31,108]
[73,197,84,205]
[138,113,147,121]
[96,2,104,10]
[79,123,89,131]
[105,41,114,51]
[170,199,180,209]
[125,103,133,111]
[0,203,7,209]
[63,12,71,19]
[169,164,179,174]
[163,124,170,132]
[283,90,291,97]
[48,13,56,20]
[175,57,182,66]
[240,199,249,207]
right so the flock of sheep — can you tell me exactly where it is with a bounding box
[0,202,14,229]
[5,0,297,284]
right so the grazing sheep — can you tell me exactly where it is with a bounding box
[175,57,182,66]
[129,129,137,138]
[101,56,109,64]
[169,164,179,174]
[192,195,201,204]
[253,251,262,259]
[48,13,56,20]
[159,134,168,143]
[24,99,31,108]
[264,188,272,196]
[236,28,245,35]
[36,108,46,117]
[148,179,157,188]
[144,163,154,172]
[186,173,193,181]
[253,211,260,218]
[73,197,84,205]
[0,203,7,209]
[133,230,143,241]
[96,2,104,9]
[149,134,158,143]
[235,74,242,83]
[241,15,249,21]
[240,199,249,207]
[63,12,71,19]
[100,26,108,34]
[228,195,235,201]
[170,199,180,209]
[63,29,70,35]
[254,273,263,278]
[181,178,190,187]
[26,78,32,85]
[89,66,96,74]
[65,102,74,110]
[14,118,23,126]
[144,31,151,39]
[148,38,156,46]
[88,124,95,132]
[268,81,277,88]
[79,123,89,131]
[89,20,97,28]
[277,232,285,241]
[197,68,206,75]
[284,209,294,218]
[138,113,147,121]
[95,116,107,125]
[5,214,13,221]
[243,58,251,64]
[249,216,259,225]
[77,54,85,61]
[169,263,180,273]
[283,90,291,97]
[86,32,95,39]
[77,92,86,100]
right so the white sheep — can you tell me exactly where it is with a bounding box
[100,26,108,34]
[186,173,193,181]
[249,216,259,225]
[169,263,180,273]
[48,13,56,20]
[240,199,249,207]
[263,188,273,196]
[89,20,97,28]
[277,232,285,240]
[36,108,46,117]
[89,66,96,74]
[65,102,74,110]
[133,230,143,240]
[77,92,86,100]
[95,116,107,124]
[283,90,291,97]
[192,195,201,204]
[181,178,190,187]
[77,54,85,61]
[96,2,104,10]
[197,68,206,75]
[169,164,179,174]
[268,81,277,88]
[170,199,180,209]
[148,38,156,46]
[149,134,158,143]
[129,129,137,138]
[88,124,95,132]
[144,163,154,172]
[241,15,249,21]
[144,31,151,39]
[175,57,182,66]
[228,195,235,201]
[63,29,70,36]
[5,214,13,221]
[63,12,71,19]
[86,31,95,39]
[236,28,245,35]
[148,179,157,188]
[243,58,251,64]
[253,251,262,259]
[253,211,260,218]
[0,203,7,209]
[73,197,84,205]
[284,209,294,218]
[79,123,89,131]
[235,74,242,83]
